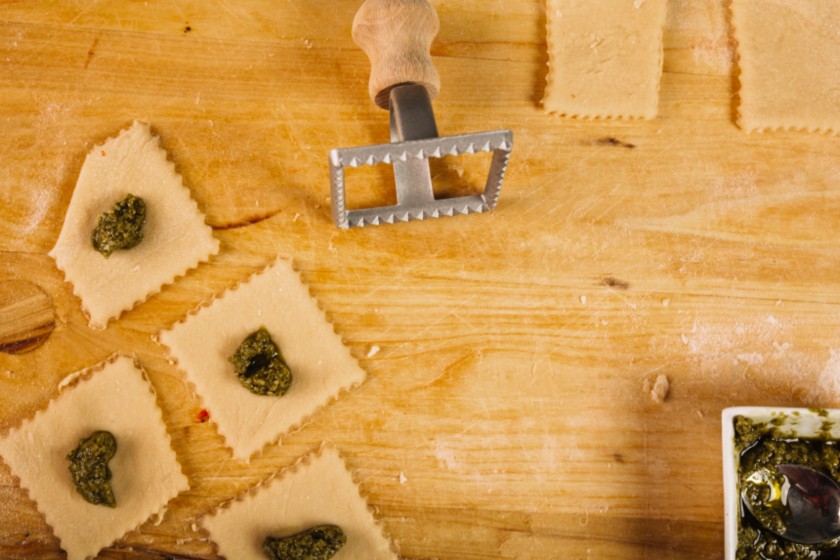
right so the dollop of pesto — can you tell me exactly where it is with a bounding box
[91,194,146,258]
[740,468,789,537]
[734,415,840,560]
[66,430,117,508]
[229,328,292,396]
[263,525,346,560]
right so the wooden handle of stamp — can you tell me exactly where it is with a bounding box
[352,0,441,109]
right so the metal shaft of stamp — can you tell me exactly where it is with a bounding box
[389,84,439,206]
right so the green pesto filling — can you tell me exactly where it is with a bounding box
[263,525,346,560]
[91,194,147,258]
[734,415,840,560]
[229,328,293,396]
[66,430,117,508]
[740,467,789,538]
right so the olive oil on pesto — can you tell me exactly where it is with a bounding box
[229,328,293,396]
[91,194,147,258]
[263,525,346,560]
[66,430,117,507]
[734,415,840,560]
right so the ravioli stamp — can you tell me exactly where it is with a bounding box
[731,0,840,133]
[157,259,367,461]
[201,446,398,560]
[0,355,189,560]
[543,0,667,119]
[50,121,219,328]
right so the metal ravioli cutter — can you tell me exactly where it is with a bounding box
[329,0,513,229]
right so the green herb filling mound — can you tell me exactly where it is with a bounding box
[91,193,147,258]
[263,525,346,560]
[229,327,293,396]
[66,430,117,507]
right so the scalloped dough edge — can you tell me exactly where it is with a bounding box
[542,0,665,121]
[48,121,220,330]
[154,256,367,462]
[0,353,189,560]
[729,0,840,135]
[201,444,400,560]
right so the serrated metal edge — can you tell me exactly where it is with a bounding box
[329,130,513,229]
[343,197,492,228]
[333,130,512,168]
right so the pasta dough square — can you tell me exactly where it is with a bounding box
[157,259,367,461]
[0,355,189,560]
[201,446,398,560]
[543,0,667,119]
[50,121,219,328]
[731,0,840,133]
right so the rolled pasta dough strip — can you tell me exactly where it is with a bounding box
[544,0,667,119]
[732,0,840,133]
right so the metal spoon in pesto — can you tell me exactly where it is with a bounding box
[741,464,840,544]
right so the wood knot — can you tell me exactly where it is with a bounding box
[595,137,636,149]
[0,279,56,354]
[601,277,630,290]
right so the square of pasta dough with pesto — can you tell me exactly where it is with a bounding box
[732,0,840,133]
[202,446,398,560]
[157,259,367,461]
[544,0,667,119]
[50,121,219,329]
[0,355,189,560]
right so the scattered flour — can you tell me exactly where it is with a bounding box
[710,170,758,201]
[681,316,784,363]
[809,349,840,404]
[735,353,765,367]
[433,440,461,471]
[691,35,735,73]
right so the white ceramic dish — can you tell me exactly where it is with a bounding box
[721,406,840,560]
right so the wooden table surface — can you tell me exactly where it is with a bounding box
[2,1,840,558]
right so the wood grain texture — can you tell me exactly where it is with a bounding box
[1,1,840,559]
[0,280,56,354]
